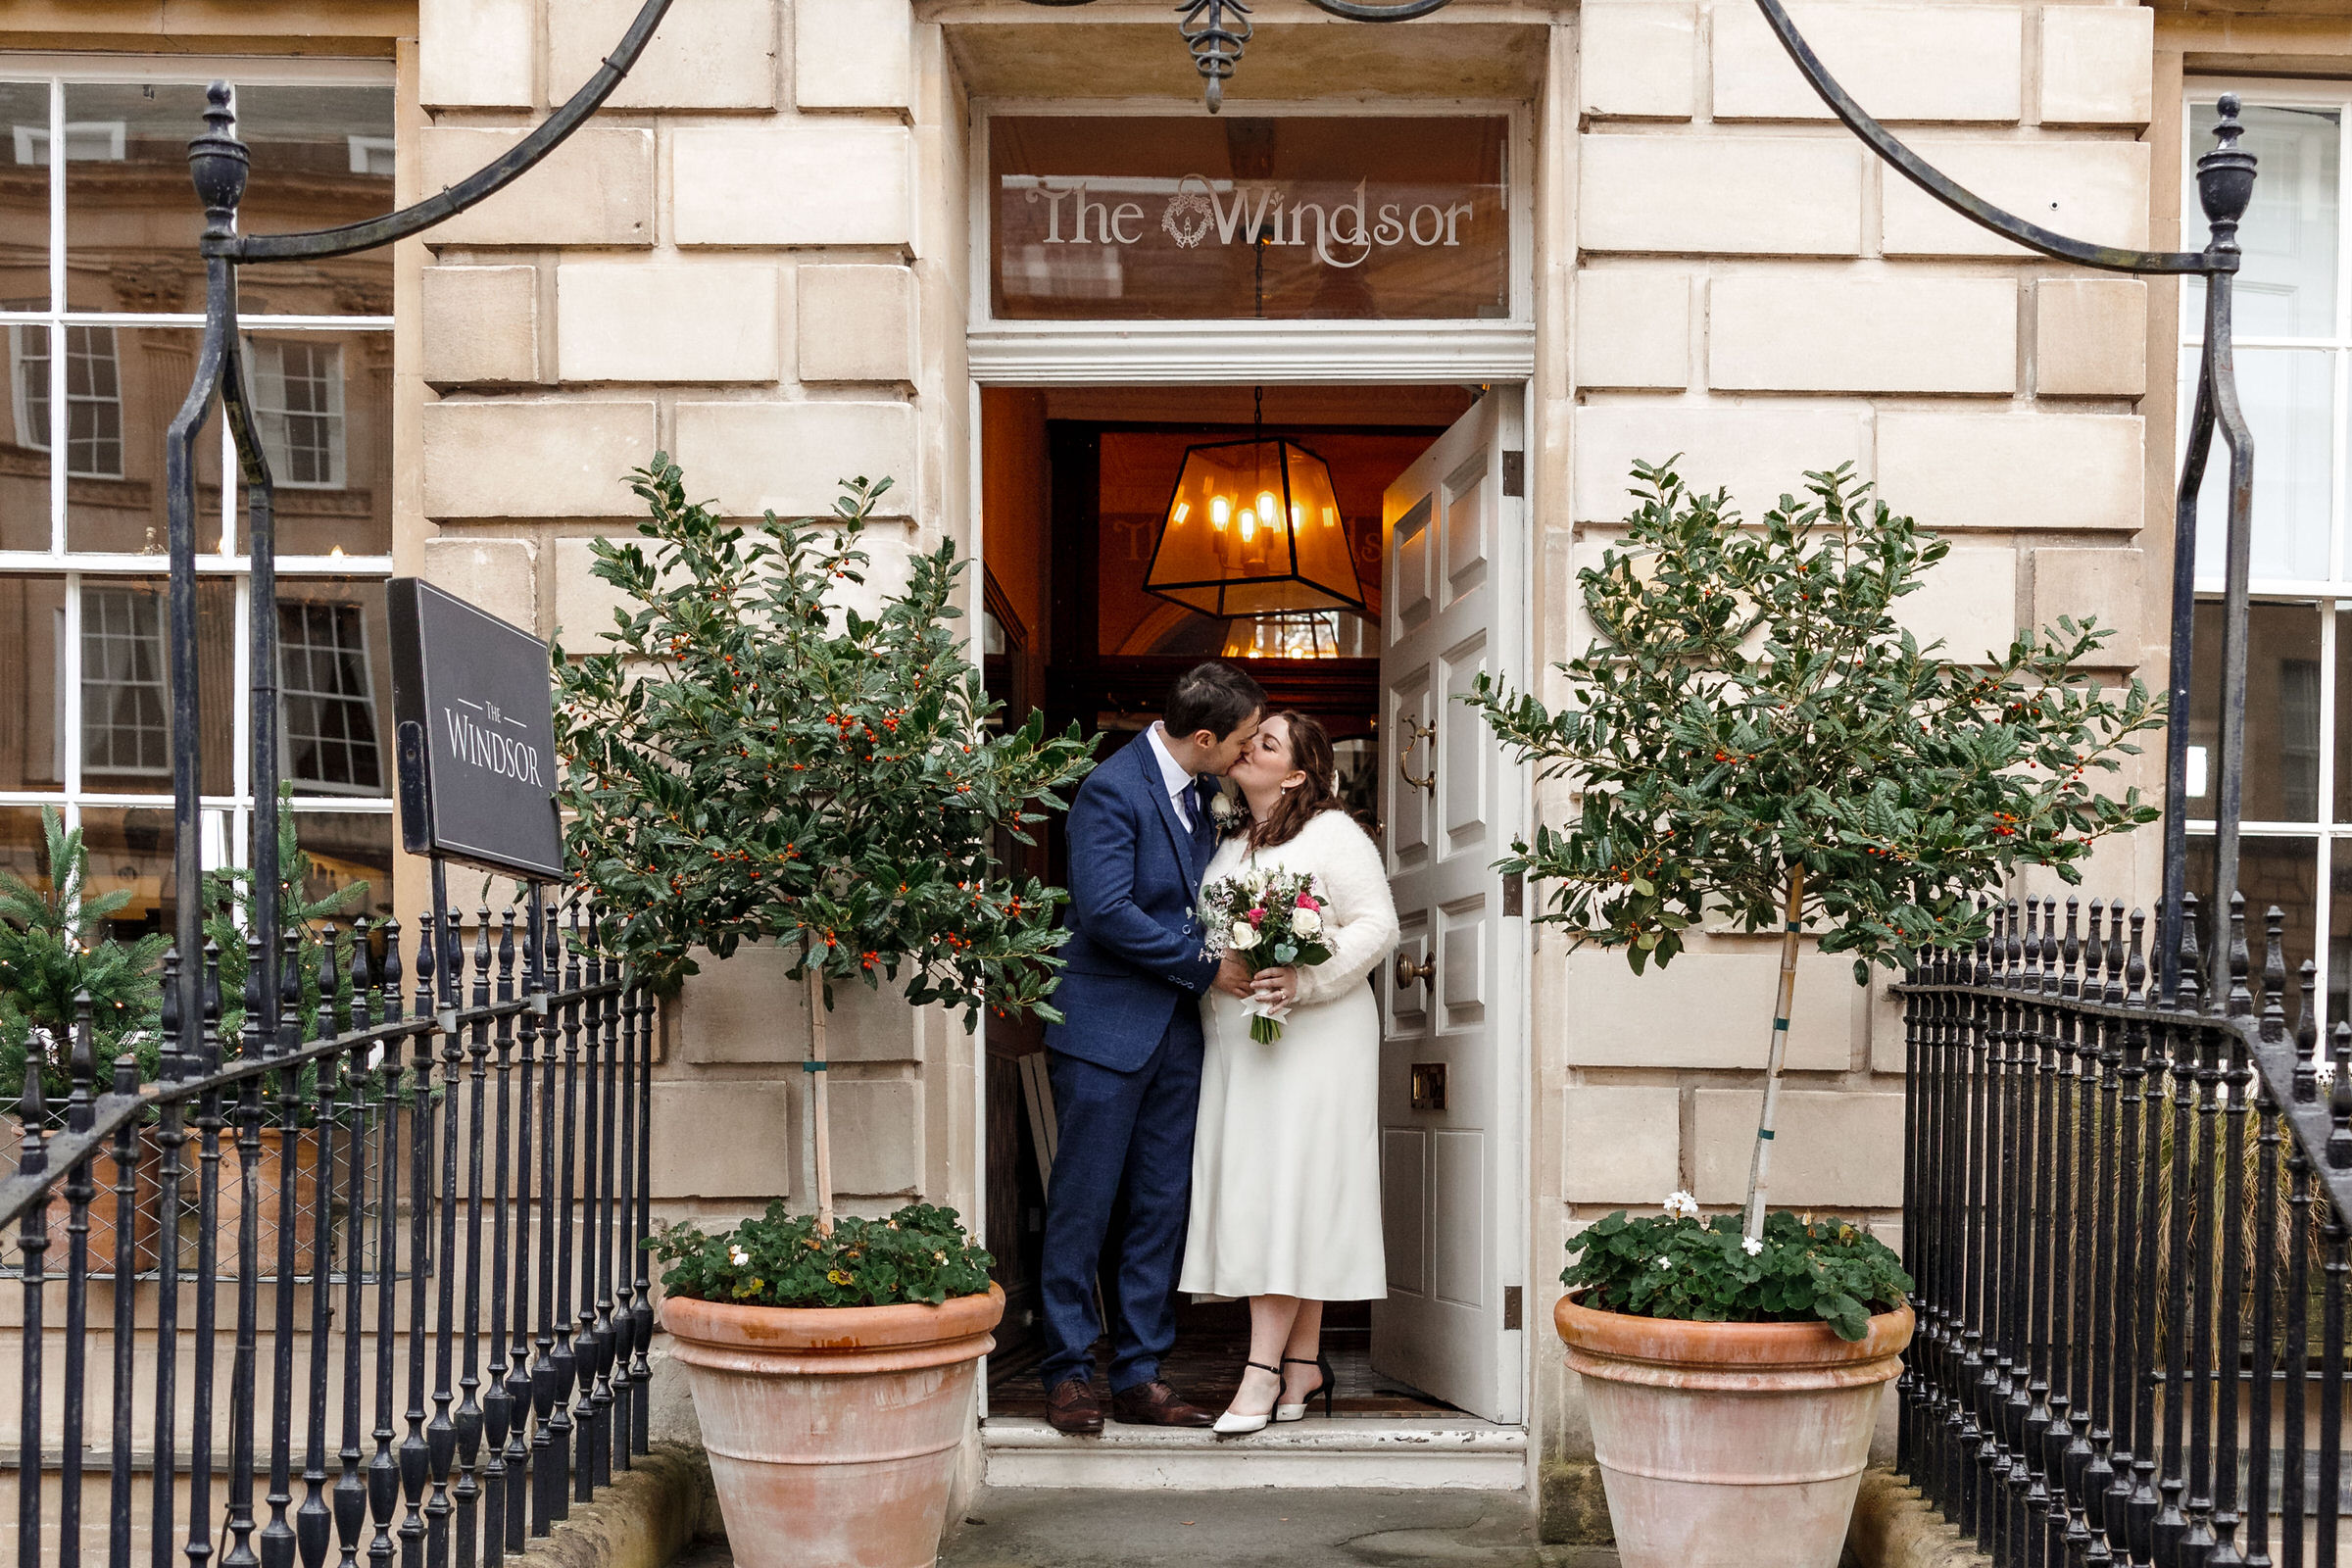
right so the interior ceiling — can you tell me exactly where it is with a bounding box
[941,20,1550,103]
[1042,383,1476,425]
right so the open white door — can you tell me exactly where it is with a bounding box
[1371,388,1526,1424]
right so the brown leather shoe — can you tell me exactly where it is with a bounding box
[1109,1379,1215,1428]
[1045,1377,1103,1435]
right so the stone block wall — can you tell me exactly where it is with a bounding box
[1537,0,2161,1485]
[407,0,969,1233]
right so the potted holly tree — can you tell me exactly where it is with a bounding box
[555,456,1093,1568]
[1467,460,2163,1568]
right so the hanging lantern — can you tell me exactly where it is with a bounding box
[1144,422,1366,620]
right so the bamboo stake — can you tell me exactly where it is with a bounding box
[808,967,834,1235]
[1741,860,1807,1244]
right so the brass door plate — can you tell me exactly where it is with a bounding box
[1410,1061,1446,1111]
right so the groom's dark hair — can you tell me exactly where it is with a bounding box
[1164,662,1266,742]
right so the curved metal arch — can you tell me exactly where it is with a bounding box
[212,0,675,263]
[1748,0,2219,276]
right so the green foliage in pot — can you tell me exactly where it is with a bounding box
[1470,460,2165,1236]
[1565,1199,1913,1343]
[650,1200,994,1309]
[1468,460,2165,977]
[0,808,166,1104]
[206,783,368,1052]
[553,455,1096,1023]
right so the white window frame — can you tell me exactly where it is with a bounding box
[245,335,347,490]
[964,100,1539,386]
[2181,76,2352,1032]
[78,584,171,779]
[276,597,382,797]
[0,55,398,881]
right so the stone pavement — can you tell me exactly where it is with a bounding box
[947,1487,1615,1568]
[667,1488,1620,1568]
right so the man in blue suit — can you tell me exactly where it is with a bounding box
[1039,662,1267,1433]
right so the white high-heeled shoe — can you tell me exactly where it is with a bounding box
[1212,1360,1283,1437]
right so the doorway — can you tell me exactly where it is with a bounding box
[976,381,1520,1423]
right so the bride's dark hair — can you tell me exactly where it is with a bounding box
[1247,710,1348,853]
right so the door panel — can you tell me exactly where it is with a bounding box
[1372,389,1525,1424]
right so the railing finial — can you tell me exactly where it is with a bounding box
[186,81,249,240]
[2194,93,2257,242]
[2296,960,2320,1103]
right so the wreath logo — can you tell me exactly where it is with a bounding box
[1160,174,1216,249]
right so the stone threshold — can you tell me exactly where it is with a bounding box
[979,1414,1528,1491]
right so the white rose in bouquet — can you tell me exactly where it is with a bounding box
[1229,921,1259,950]
[1290,906,1323,938]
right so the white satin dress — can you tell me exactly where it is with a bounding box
[1179,808,1399,1301]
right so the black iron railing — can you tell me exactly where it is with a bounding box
[0,897,655,1566]
[1898,894,2352,1567]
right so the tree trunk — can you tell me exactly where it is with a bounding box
[1741,862,1806,1243]
[808,967,835,1235]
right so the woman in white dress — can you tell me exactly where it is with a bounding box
[1181,710,1399,1436]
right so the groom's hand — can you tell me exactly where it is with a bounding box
[1212,954,1255,999]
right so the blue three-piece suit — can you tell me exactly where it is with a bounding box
[1037,735,1224,1396]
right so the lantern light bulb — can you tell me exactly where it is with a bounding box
[1239,510,1255,543]
[1256,492,1279,528]
[1209,495,1230,528]
[1322,507,1339,529]
[1171,500,1191,526]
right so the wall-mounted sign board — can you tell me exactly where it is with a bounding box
[989,116,1511,322]
[386,577,564,881]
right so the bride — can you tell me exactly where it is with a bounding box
[1181,710,1399,1436]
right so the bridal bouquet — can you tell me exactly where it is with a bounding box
[1200,868,1335,1043]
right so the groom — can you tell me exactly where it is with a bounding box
[1038,662,1266,1433]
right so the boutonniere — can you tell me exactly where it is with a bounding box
[1208,790,1243,835]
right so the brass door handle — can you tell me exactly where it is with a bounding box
[1397,719,1436,795]
[1394,951,1435,990]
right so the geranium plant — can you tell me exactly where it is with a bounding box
[1567,1195,1912,1343]
[1468,460,2164,1239]
[648,1200,993,1310]
[556,455,1095,1229]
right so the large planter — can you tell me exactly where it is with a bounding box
[1557,1290,1913,1568]
[662,1282,1004,1568]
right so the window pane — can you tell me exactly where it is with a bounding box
[62,81,210,309]
[0,573,65,790]
[1,322,52,550]
[80,806,176,941]
[0,81,48,308]
[990,116,1511,321]
[235,85,395,318]
[287,809,393,923]
[277,578,389,799]
[72,575,234,798]
[2189,599,2323,824]
[2187,834,2320,1004]
[235,330,387,555]
[2184,347,2333,583]
[2187,101,2340,339]
[0,805,44,890]
[65,327,220,555]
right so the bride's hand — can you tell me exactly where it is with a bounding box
[1213,954,1256,999]
[1251,966,1298,1008]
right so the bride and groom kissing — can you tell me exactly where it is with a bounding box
[1037,662,1399,1438]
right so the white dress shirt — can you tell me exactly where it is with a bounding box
[1145,722,1200,830]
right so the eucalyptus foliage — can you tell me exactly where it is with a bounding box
[554,455,1096,1023]
[1468,460,2165,981]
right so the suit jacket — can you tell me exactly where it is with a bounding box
[1045,733,1222,1072]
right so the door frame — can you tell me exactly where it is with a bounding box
[963,102,1539,1430]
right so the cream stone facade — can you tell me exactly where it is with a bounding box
[0,0,2336,1547]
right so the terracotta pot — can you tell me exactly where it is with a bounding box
[662,1283,1004,1568]
[1556,1290,1914,1568]
[216,1127,323,1276]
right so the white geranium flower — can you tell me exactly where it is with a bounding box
[1741,1237,1764,1257]
[1229,921,1259,950]
[1654,1256,1672,1269]
[1291,907,1323,938]
[729,1245,752,1267]
[1209,792,1240,823]
[1662,1190,1699,1221]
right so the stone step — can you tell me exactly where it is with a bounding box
[978,1415,1528,1491]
